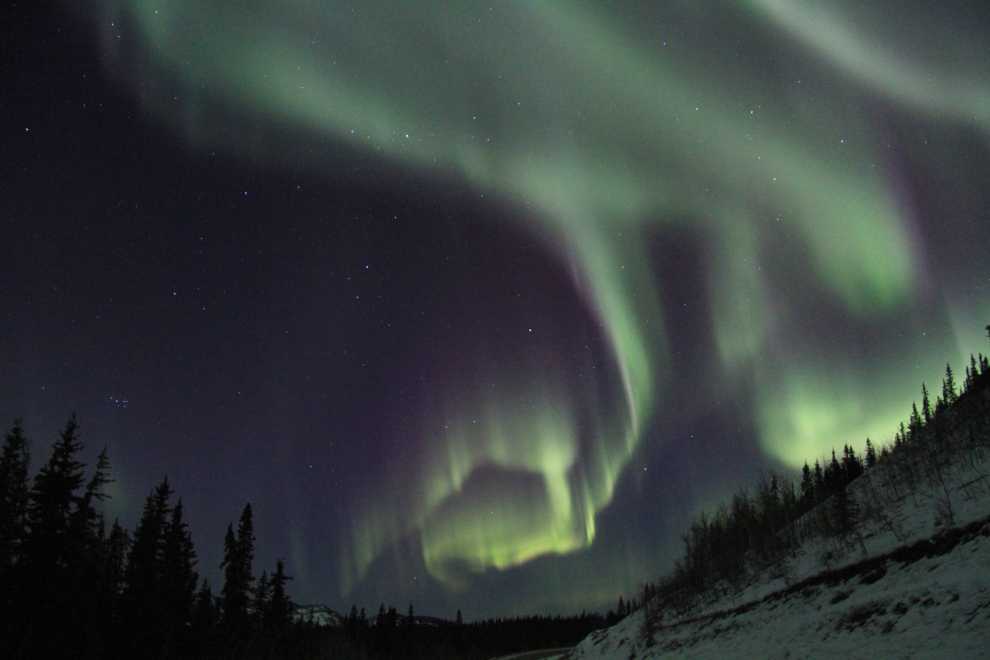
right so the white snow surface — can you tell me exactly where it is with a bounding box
[567,442,990,660]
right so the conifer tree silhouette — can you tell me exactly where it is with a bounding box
[0,419,30,617]
[21,416,88,622]
[865,438,877,469]
[269,558,293,627]
[942,364,958,406]
[221,503,255,629]
[162,498,198,638]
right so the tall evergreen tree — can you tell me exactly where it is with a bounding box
[841,445,863,482]
[269,558,293,627]
[813,460,824,498]
[192,577,217,632]
[799,462,813,505]
[17,417,116,655]
[100,519,129,610]
[830,485,861,546]
[0,420,30,567]
[125,478,173,608]
[377,603,387,628]
[865,438,877,469]
[254,570,271,622]
[68,446,112,572]
[826,450,842,494]
[237,502,255,580]
[909,402,922,435]
[22,416,87,577]
[220,523,240,625]
[162,498,198,635]
[921,384,932,424]
[122,477,174,655]
[20,415,89,628]
[0,419,31,616]
[221,503,255,628]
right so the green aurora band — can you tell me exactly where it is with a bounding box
[78,0,990,605]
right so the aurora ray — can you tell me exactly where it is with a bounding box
[73,0,990,602]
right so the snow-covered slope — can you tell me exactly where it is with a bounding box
[567,402,990,660]
[293,604,345,627]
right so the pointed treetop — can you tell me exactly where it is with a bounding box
[943,363,958,405]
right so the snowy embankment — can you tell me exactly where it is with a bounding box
[568,415,990,659]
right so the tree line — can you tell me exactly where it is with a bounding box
[324,605,606,660]
[0,415,610,659]
[0,415,296,659]
[636,326,990,646]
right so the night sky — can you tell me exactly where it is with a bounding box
[3,0,989,619]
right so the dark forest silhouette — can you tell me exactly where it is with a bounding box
[0,418,607,659]
[633,327,990,646]
[2,326,988,658]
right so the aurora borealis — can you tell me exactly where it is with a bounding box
[3,0,989,617]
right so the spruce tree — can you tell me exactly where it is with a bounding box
[100,519,129,611]
[909,403,922,435]
[841,445,863,482]
[813,460,824,498]
[192,578,217,632]
[865,438,877,469]
[123,477,173,655]
[162,498,198,633]
[21,416,88,622]
[377,603,387,628]
[237,503,255,580]
[221,503,255,628]
[23,416,86,573]
[830,485,862,550]
[269,558,293,627]
[254,569,271,622]
[921,384,932,424]
[799,462,813,505]
[220,524,240,626]
[18,417,116,655]
[0,419,31,616]
[347,603,360,632]
[0,420,30,568]
[125,478,173,611]
[639,597,657,647]
[945,363,958,401]
[827,450,842,494]
[68,446,112,570]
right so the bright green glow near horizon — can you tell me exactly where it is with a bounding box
[85,0,989,602]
